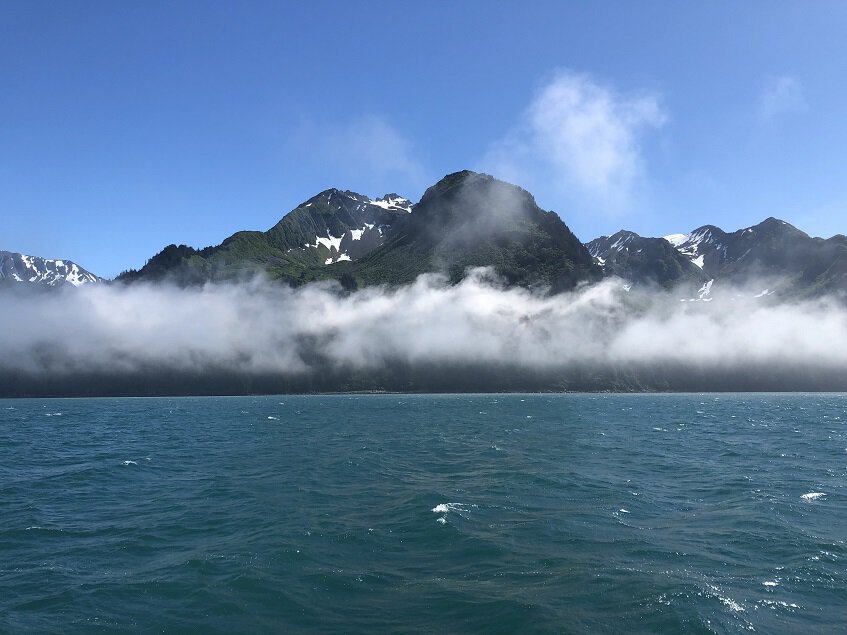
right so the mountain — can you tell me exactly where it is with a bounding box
[118,190,412,285]
[116,174,847,299]
[589,218,847,299]
[663,218,847,298]
[587,230,707,290]
[120,171,602,292]
[0,250,101,287]
[349,171,601,290]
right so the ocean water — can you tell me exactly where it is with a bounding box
[0,394,844,634]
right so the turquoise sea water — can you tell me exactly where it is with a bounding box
[1,394,845,633]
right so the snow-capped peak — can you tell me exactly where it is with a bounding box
[294,188,412,265]
[300,190,412,215]
[662,233,688,248]
[370,194,412,213]
[0,251,101,287]
[588,230,638,258]
[662,227,723,271]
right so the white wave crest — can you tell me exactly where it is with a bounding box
[801,492,825,500]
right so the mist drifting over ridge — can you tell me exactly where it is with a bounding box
[3,269,847,396]
[4,171,847,396]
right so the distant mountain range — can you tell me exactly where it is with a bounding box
[0,250,100,287]
[588,217,847,299]
[4,170,847,300]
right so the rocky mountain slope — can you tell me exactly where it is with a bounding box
[663,218,847,297]
[117,190,412,285]
[0,251,100,287]
[590,218,847,299]
[587,230,707,290]
[348,171,601,291]
[119,171,602,292]
[11,172,843,302]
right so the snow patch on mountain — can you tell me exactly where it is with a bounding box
[610,233,636,252]
[663,233,687,248]
[680,278,715,302]
[370,194,412,213]
[314,233,343,252]
[663,228,724,271]
[0,251,100,287]
[588,231,639,259]
[298,191,411,265]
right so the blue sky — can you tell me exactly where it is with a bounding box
[3,1,847,278]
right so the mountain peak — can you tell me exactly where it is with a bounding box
[750,216,804,233]
[760,216,790,226]
[587,230,640,258]
[595,216,843,296]
[732,217,808,244]
[586,230,707,288]
[303,187,367,204]
[352,170,599,291]
[418,170,483,202]
[0,250,101,287]
[371,193,412,213]
[297,189,411,214]
[440,169,480,182]
[417,171,541,216]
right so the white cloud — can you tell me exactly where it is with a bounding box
[758,75,806,122]
[482,70,666,210]
[4,272,847,381]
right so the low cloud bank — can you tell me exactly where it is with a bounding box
[3,271,846,386]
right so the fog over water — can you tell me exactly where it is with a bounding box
[3,270,846,383]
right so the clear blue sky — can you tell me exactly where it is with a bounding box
[3,1,847,277]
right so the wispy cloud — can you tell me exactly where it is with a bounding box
[758,75,806,122]
[290,115,429,196]
[482,70,666,211]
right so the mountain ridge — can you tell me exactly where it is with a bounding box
[117,188,413,285]
[4,173,847,396]
[4,172,847,301]
[117,171,602,292]
[587,230,707,290]
[589,217,847,299]
[0,250,101,288]
[347,170,602,290]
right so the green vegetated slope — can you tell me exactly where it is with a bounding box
[116,169,846,299]
[350,171,601,291]
[119,171,602,292]
[118,189,411,285]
